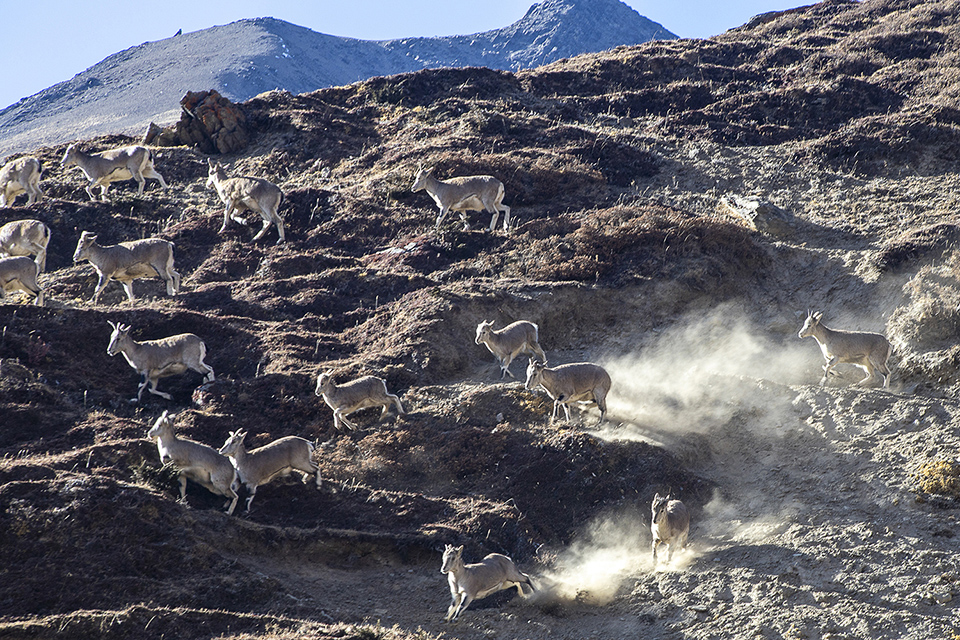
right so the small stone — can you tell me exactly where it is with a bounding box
[719,194,794,237]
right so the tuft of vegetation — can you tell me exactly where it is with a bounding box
[912,459,960,500]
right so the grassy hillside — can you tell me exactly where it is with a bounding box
[2,1,960,638]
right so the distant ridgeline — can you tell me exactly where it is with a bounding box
[0,0,675,156]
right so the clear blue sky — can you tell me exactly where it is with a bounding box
[2,1,803,110]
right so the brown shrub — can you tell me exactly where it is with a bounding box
[875,223,960,272]
[912,459,960,499]
[512,205,767,286]
[887,252,960,383]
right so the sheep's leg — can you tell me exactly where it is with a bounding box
[143,166,168,189]
[595,390,608,426]
[445,592,462,622]
[296,461,318,485]
[819,356,838,387]
[85,183,98,201]
[146,377,173,400]
[856,366,877,387]
[225,489,239,515]
[244,486,258,512]
[136,376,151,402]
[561,402,573,423]
[92,273,112,303]
[390,393,406,416]
[487,208,499,232]
[133,172,146,196]
[500,204,511,231]
[171,268,181,294]
[876,359,892,388]
[435,206,450,229]
[34,246,47,273]
[220,204,236,233]
[297,462,321,489]
[252,217,273,241]
[652,539,659,564]
[98,182,111,202]
[151,261,176,296]
[271,210,286,243]
[192,360,215,383]
[334,410,358,431]
[120,280,136,302]
[27,179,44,205]
[9,278,34,304]
[500,354,516,379]
[531,342,546,363]
[178,473,189,502]
[454,593,474,619]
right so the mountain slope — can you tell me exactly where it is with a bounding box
[0,0,674,156]
[8,0,960,639]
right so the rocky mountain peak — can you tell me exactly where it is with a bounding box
[0,0,673,156]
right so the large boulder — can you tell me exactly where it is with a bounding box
[177,90,249,154]
[141,90,250,154]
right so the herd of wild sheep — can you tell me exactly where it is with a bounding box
[0,142,895,621]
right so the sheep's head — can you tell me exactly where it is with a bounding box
[410,165,434,192]
[440,544,463,573]
[60,144,80,168]
[798,310,823,339]
[651,492,670,522]
[475,320,494,345]
[73,231,96,262]
[106,320,131,356]
[219,430,247,456]
[315,371,333,396]
[525,359,547,390]
[205,159,225,190]
[147,410,173,440]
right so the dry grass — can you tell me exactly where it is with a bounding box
[507,205,766,286]
[912,459,960,499]
[887,250,960,382]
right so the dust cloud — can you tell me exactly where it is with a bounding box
[533,308,823,599]
[698,490,801,544]
[536,506,705,605]
[536,511,653,605]
[599,305,817,439]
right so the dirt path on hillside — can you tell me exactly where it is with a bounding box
[219,377,958,640]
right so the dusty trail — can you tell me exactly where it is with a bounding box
[618,381,960,639]
[213,378,958,640]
